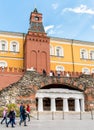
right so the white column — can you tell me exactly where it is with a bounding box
[51,98,56,112]
[75,98,80,112]
[63,98,69,112]
[38,97,43,112]
[80,99,84,112]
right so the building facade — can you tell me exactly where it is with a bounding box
[0,8,94,112]
[0,8,94,74]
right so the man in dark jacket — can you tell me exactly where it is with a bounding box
[6,108,15,128]
[19,103,24,125]
[20,105,27,126]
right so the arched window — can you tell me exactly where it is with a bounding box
[89,50,94,60]
[91,68,94,74]
[10,41,19,52]
[50,45,54,55]
[82,67,90,74]
[0,61,7,68]
[0,40,8,51]
[55,46,63,57]
[56,65,64,71]
[80,49,88,59]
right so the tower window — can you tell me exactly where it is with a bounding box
[34,16,39,21]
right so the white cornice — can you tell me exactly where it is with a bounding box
[0,31,26,39]
[73,43,94,48]
[50,37,94,46]
[0,57,23,60]
[51,60,94,66]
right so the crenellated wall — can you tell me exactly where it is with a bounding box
[0,67,24,90]
[0,70,94,111]
[0,67,25,74]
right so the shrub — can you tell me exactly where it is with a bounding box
[6,103,20,117]
[0,104,20,117]
[0,107,5,117]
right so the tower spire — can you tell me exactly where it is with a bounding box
[28,8,45,33]
[24,9,50,74]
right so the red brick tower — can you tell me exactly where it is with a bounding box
[24,8,50,74]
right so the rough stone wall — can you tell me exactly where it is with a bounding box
[0,71,94,111]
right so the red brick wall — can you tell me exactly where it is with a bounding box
[24,32,50,74]
[0,67,24,90]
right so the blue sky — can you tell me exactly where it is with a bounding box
[0,0,94,42]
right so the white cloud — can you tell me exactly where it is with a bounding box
[44,25,54,32]
[52,3,59,10]
[62,4,94,15]
[44,25,64,36]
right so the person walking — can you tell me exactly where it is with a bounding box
[42,69,47,76]
[1,107,8,124]
[19,102,24,125]
[6,108,15,128]
[26,104,30,121]
[20,105,27,126]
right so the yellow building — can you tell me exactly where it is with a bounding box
[0,31,25,70]
[0,31,94,74]
[50,37,94,74]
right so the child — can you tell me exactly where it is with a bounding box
[1,107,8,124]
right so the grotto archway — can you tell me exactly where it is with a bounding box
[36,84,84,112]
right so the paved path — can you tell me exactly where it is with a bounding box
[0,112,94,130]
